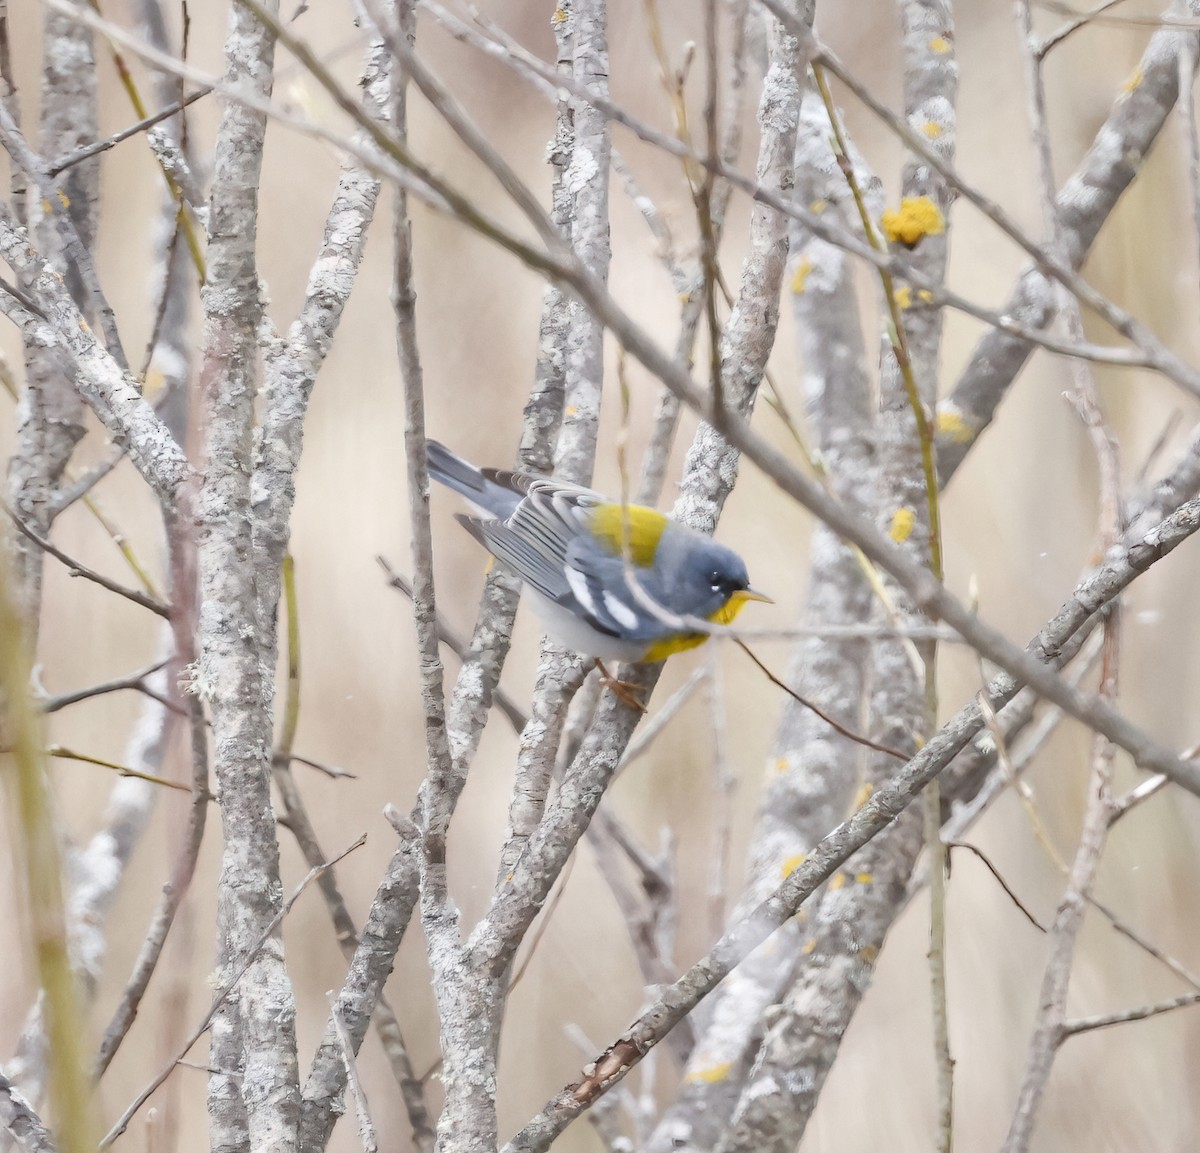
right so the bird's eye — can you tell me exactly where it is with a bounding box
[710,571,725,592]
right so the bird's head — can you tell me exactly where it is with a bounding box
[679,539,772,625]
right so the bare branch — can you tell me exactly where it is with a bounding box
[504,490,1200,1150]
[94,697,211,1078]
[330,1007,377,1153]
[0,30,128,371]
[936,1,1200,479]
[46,87,210,177]
[101,837,367,1149]
[0,205,193,509]
[4,506,170,617]
[644,76,876,1147]
[0,1070,56,1153]
[40,658,171,713]
[252,10,392,645]
[298,820,423,1153]
[196,5,298,1151]
[1062,993,1200,1037]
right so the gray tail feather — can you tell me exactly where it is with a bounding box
[427,440,521,519]
[453,512,490,545]
[427,440,485,497]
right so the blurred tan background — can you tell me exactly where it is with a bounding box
[4,2,1200,1151]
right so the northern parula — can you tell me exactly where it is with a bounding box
[428,440,771,663]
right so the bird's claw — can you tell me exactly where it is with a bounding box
[594,659,647,713]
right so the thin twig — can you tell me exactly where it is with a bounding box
[43,745,191,792]
[0,95,130,370]
[508,854,577,994]
[331,1005,378,1153]
[40,658,173,714]
[46,87,210,176]
[50,0,1171,387]
[1061,992,1200,1037]
[1090,895,1200,992]
[99,835,367,1148]
[1038,0,1135,55]
[1107,773,1169,823]
[273,545,433,1149]
[286,753,357,780]
[94,697,211,1078]
[976,689,1068,872]
[503,484,1200,1149]
[1002,5,1127,1143]
[945,842,1046,933]
[1181,25,1200,292]
[735,640,908,761]
[0,553,94,1153]
[4,505,170,617]
[377,555,528,732]
[705,654,734,937]
[299,814,426,1153]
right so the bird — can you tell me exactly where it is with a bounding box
[426,440,771,667]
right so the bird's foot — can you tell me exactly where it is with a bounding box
[594,659,647,713]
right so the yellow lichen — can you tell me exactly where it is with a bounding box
[773,756,789,774]
[829,873,846,891]
[1123,67,1144,93]
[855,872,873,885]
[809,198,828,215]
[851,782,873,810]
[142,368,166,400]
[780,853,806,878]
[687,1062,733,1085]
[790,258,813,294]
[893,285,913,310]
[802,938,817,955]
[929,35,952,54]
[552,6,568,24]
[889,506,916,544]
[917,289,935,303]
[880,196,945,247]
[920,121,943,139]
[936,408,975,445]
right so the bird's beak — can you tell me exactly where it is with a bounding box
[733,587,774,606]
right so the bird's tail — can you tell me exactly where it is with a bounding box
[426,440,522,520]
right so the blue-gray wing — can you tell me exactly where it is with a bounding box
[463,479,664,641]
[457,513,572,602]
[457,477,614,625]
[560,536,676,641]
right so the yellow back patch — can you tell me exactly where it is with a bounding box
[589,503,669,566]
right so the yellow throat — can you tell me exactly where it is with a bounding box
[640,589,768,664]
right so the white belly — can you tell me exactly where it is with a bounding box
[525,589,650,662]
